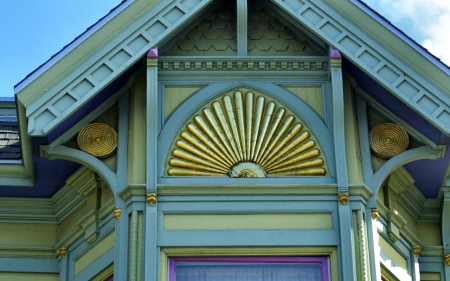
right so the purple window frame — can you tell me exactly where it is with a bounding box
[169,256,329,281]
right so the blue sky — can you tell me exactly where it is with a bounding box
[0,0,448,98]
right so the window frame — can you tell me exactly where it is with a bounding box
[168,256,330,281]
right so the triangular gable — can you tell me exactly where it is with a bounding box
[17,0,450,137]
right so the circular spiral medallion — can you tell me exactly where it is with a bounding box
[369,123,409,159]
[77,123,118,158]
[167,90,327,177]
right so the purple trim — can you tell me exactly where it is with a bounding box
[105,276,113,281]
[147,48,158,58]
[330,49,341,59]
[169,256,329,281]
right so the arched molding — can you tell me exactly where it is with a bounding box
[369,145,446,207]
[158,81,335,180]
[41,145,120,202]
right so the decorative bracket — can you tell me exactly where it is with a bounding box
[146,193,157,205]
[338,193,349,205]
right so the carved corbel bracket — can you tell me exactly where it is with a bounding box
[387,209,407,242]
[77,210,99,243]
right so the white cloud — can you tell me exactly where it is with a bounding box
[364,0,450,66]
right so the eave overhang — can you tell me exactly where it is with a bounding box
[16,0,450,138]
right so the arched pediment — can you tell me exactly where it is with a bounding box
[158,82,334,178]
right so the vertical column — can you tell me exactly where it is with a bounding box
[114,92,131,280]
[114,199,129,280]
[129,210,139,281]
[441,187,450,279]
[366,209,382,281]
[236,0,247,56]
[144,48,159,281]
[330,48,356,280]
[413,246,421,281]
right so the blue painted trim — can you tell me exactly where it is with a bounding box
[355,95,374,186]
[369,146,444,207]
[365,209,381,281]
[114,199,129,280]
[145,206,158,281]
[44,146,119,201]
[117,92,129,192]
[419,256,444,276]
[0,257,59,273]
[237,0,247,56]
[158,81,335,179]
[146,58,159,192]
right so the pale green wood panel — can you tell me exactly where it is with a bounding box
[285,86,323,118]
[165,87,201,118]
[378,236,408,277]
[0,223,58,247]
[74,232,115,275]
[0,273,59,281]
[164,213,332,230]
[421,272,441,280]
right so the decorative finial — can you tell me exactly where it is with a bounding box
[371,209,379,219]
[60,247,67,258]
[330,49,342,67]
[146,193,157,205]
[413,245,421,256]
[147,48,158,58]
[338,193,349,205]
[114,209,121,220]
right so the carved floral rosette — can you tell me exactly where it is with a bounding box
[167,89,327,177]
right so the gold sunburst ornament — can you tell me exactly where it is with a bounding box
[167,90,327,177]
[77,123,118,158]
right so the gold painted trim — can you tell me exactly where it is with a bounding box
[369,123,409,159]
[146,193,157,205]
[167,89,327,177]
[413,245,421,256]
[372,209,379,219]
[338,193,349,205]
[59,247,67,258]
[113,209,121,220]
[445,254,450,265]
[77,123,117,158]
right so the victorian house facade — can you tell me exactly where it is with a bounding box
[1,0,450,280]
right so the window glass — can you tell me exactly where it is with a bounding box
[169,257,329,281]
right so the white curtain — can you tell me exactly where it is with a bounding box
[176,263,322,281]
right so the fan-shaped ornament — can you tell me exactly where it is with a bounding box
[167,90,327,177]
[77,123,118,158]
[369,123,409,159]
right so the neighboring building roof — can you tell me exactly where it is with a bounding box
[0,117,21,161]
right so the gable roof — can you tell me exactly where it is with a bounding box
[14,0,450,139]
